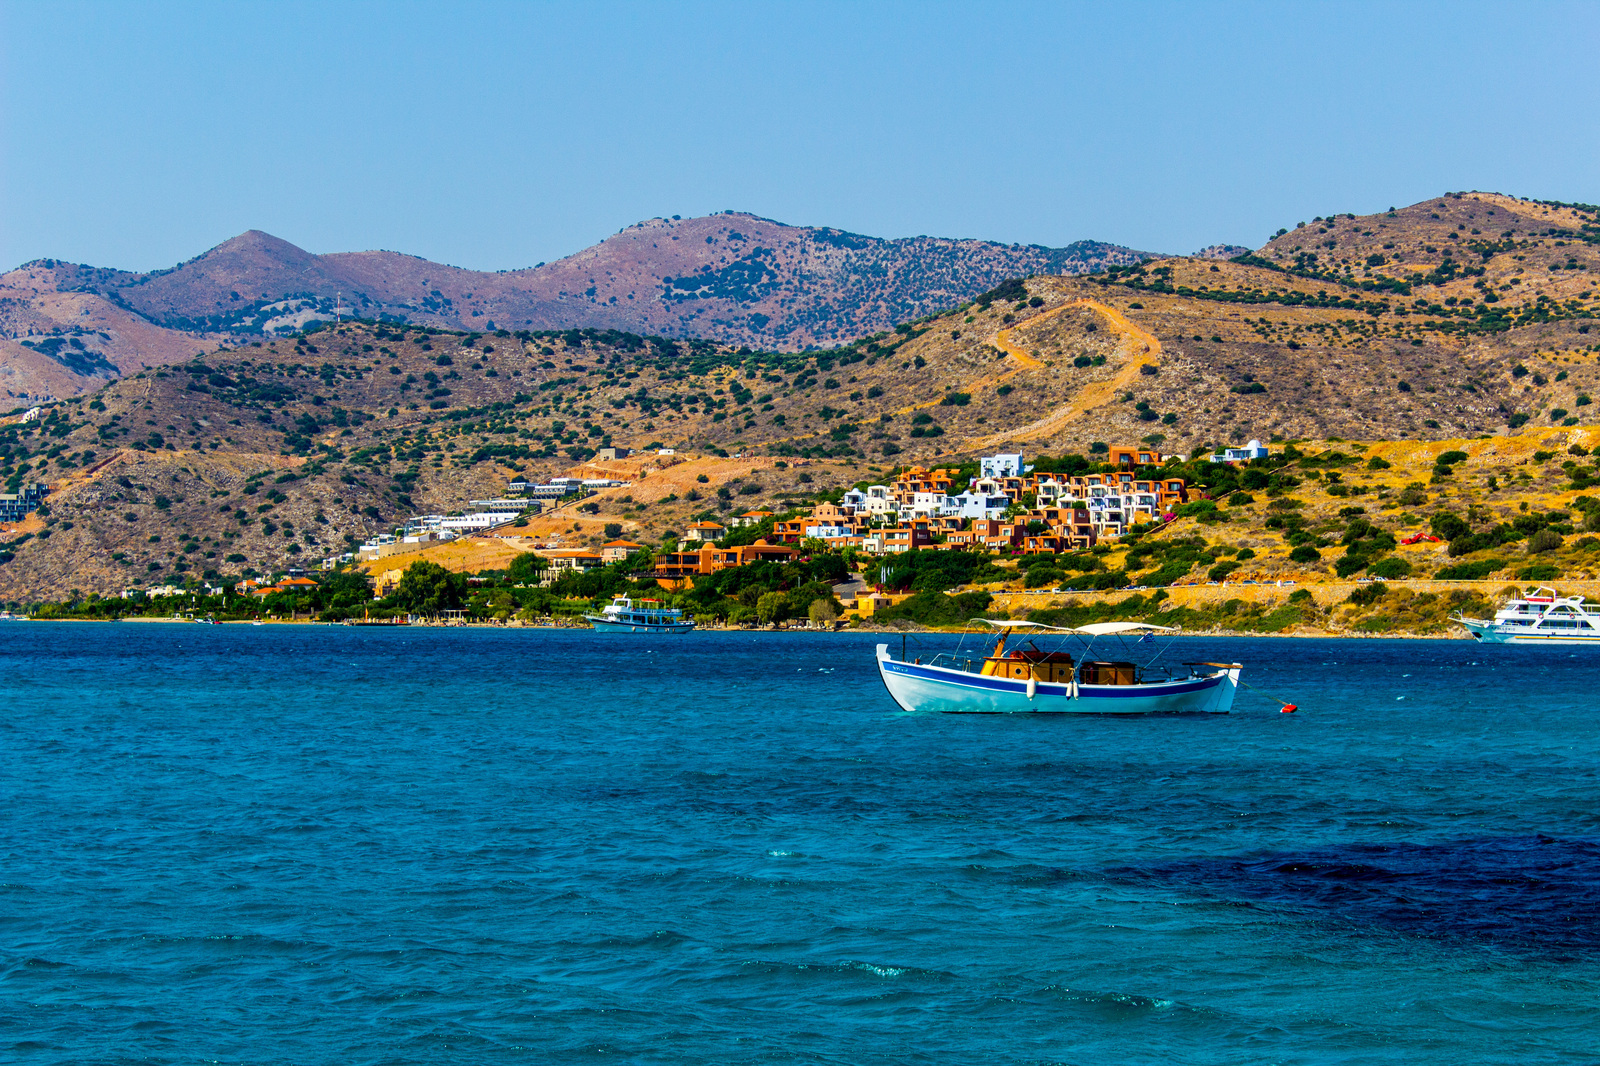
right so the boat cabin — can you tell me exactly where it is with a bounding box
[1078,661,1137,685]
[981,647,1076,683]
[978,641,1140,686]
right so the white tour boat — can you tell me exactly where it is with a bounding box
[1454,587,1600,645]
[876,620,1241,714]
[585,595,695,634]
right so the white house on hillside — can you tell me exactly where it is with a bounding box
[980,453,1025,478]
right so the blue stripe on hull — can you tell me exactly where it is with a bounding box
[587,620,695,633]
[876,646,1236,714]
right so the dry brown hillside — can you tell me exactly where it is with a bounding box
[2,192,1597,602]
[1,216,1149,398]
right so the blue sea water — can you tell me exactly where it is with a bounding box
[3,622,1599,1064]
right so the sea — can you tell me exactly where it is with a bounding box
[3,621,1599,1065]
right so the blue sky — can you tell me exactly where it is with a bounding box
[2,1,1596,273]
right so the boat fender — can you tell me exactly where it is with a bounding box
[1280,704,1298,714]
[1026,676,1036,701]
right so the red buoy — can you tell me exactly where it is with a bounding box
[1280,704,1298,714]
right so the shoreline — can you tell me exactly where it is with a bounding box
[14,615,1479,640]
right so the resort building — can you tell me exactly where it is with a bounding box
[653,540,797,580]
[1209,440,1270,464]
[600,539,646,563]
[682,521,726,543]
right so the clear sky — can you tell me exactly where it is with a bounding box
[2,0,1596,273]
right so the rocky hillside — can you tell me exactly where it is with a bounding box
[0,215,1151,399]
[3,191,1598,601]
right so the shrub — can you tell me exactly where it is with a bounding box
[1335,554,1370,578]
[1397,484,1428,506]
[1346,581,1388,606]
[1507,413,1530,429]
[1517,563,1562,580]
[1289,545,1322,563]
[940,392,971,406]
[1024,567,1065,589]
[1368,556,1412,579]
[1527,529,1563,554]
[1430,512,1470,540]
[1366,456,1392,470]
[1437,450,1468,465]
[1207,560,1240,582]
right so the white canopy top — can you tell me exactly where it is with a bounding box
[1073,621,1176,636]
[974,619,1175,636]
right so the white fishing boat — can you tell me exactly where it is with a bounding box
[876,620,1241,714]
[1454,587,1600,645]
[585,595,695,634]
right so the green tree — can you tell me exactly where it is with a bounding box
[392,561,465,615]
[506,552,549,585]
[756,590,789,623]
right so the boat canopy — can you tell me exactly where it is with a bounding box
[972,619,1176,636]
[1074,621,1177,635]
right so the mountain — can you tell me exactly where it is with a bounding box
[0,214,1153,400]
[4,190,1599,601]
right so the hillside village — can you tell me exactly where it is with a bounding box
[1,191,1598,630]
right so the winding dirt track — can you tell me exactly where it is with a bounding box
[963,299,1163,451]
[759,296,1164,453]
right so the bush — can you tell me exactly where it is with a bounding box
[1527,529,1563,554]
[1430,512,1470,540]
[1368,556,1412,579]
[1516,563,1562,580]
[1437,450,1468,465]
[1289,545,1322,563]
[1207,560,1240,582]
[1024,567,1065,589]
[940,392,971,406]
[1334,555,1368,578]
[1346,581,1388,606]
[874,590,993,627]
[1366,455,1392,470]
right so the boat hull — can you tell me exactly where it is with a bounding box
[586,618,695,634]
[1460,619,1600,645]
[876,644,1238,714]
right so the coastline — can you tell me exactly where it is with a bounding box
[17,615,1480,639]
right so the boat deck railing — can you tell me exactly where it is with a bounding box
[924,652,985,674]
[913,652,1211,683]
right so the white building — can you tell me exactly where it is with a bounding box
[948,490,1012,519]
[1209,439,1269,464]
[440,512,518,533]
[841,485,897,517]
[980,452,1025,478]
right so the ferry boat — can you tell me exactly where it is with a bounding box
[585,596,695,634]
[1454,587,1600,645]
[876,620,1240,714]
